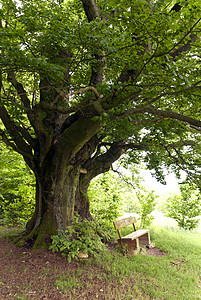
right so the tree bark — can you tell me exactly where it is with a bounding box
[14,111,102,248]
[14,120,126,248]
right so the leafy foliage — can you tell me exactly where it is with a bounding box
[49,215,106,262]
[0,0,201,179]
[166,184,201,230]
[0,145,35,225]
[137,189,157,228]
[89,168,157,229]
[89,172,124,222]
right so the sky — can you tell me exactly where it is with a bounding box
[142,170,181,196]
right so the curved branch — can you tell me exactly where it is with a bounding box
[0,105,34,158]
[83,141,125,180]
[39,86,104,115]
[65,86,100,99]
[0,129,34,160]
[7,71,35,127]
[145,106,201,128]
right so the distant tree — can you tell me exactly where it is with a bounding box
[137,189,157,228]
[0,0,201,247]
[166,185,201,230]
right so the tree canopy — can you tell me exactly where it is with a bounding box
[0,0,201,247]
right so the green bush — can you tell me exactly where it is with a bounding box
[49,216,106,262]
[137,190,157,228]
[166,184,201,230]
[0,146,35,225]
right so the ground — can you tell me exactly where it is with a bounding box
[0,237,168,300]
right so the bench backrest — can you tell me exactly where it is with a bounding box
[113,216,137,239]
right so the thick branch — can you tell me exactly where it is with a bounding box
[17,126,36,148]
[83,141,125,180]
[1,72,37,158]
[7,71,35,127]
[33,105,53,160]
[7,71,31,109]
[0,106,34,158]
[145,106,201,128]
[0,130,34,160]
[81,0,106,85]
[81,0,100,22]
[39,86,105,115]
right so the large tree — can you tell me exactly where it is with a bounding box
[0,0,201,247]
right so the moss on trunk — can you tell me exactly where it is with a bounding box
[13,115,101,249]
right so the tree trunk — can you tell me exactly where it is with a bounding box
[75,174,93,221]
[14,112,101,248]
[13,108,125,249]
[22,164,82,248]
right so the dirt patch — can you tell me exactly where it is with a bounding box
[0,238,75,299]
[146,247,168,257]
[107,241,168,257]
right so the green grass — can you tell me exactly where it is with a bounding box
[51,224,201,299]
[0,225,24,238]
[1,222,201,299]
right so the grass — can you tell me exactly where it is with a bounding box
[0,219,201,299]
[56,218,201,300]
[0,225,24,238]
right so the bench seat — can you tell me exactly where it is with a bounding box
[122,229,150,240]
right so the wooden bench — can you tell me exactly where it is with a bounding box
[113,216,150,255]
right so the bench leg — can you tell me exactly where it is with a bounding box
[138,232,150,246]
[118,238,140,256]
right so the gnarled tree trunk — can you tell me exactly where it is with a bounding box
[15,111,102,248]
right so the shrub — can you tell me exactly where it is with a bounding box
[166,184,201,230]
[49,215,106,262]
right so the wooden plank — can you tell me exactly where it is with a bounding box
[121,229,150,240]
[118,237,140,253]
[138,232,151,245]
[113,216,137,230]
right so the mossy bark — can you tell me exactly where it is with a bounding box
[14,113,101,249]
[13,106,125,249]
